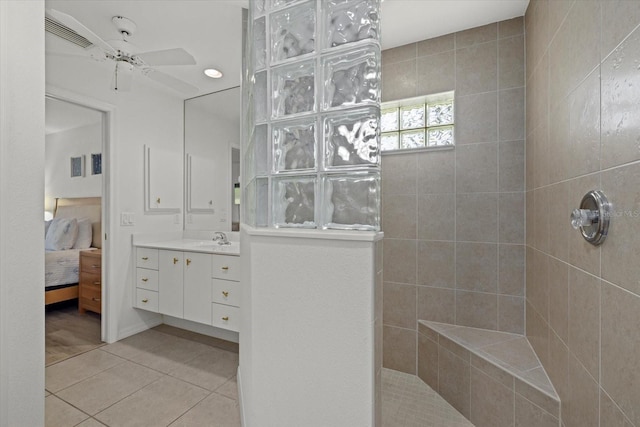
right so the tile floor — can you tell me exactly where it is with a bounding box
[46,325,470,427]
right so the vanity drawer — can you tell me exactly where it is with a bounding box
[136,289,159,312]
[211,303,240,332]
[136,268,159,292]
[136,248,159,270]
[211,255,240,281]
[212,278,240,307]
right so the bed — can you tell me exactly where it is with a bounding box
[45,197,102,305]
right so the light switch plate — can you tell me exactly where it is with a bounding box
[120,212,135,226]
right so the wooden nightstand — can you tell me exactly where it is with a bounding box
[79,249,101,314]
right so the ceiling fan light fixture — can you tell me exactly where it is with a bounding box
[204,68,223,79]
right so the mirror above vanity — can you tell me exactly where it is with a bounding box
[183,86,241,231]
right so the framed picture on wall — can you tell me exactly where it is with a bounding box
[70,155,85,177]
[91,153,102,175]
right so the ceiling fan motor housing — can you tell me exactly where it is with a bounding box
[112,16,137,37]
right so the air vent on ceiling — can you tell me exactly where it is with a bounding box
[45,16,92,49]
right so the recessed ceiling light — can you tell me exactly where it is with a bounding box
[204,68,223,79]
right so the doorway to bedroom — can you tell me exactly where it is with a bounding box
[44,96,107,366]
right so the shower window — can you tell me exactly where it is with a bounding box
[380,91,454,152]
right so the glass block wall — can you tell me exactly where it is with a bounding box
[243,0,382,231]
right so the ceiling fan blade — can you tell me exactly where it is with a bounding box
[48,9,116,55]
[143,69,198,95]
[136,48,196,66]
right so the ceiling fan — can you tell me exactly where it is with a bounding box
[47,9,199,95]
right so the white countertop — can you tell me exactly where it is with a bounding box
[134,239,240,256]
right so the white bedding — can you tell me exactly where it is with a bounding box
[45,249,84,288]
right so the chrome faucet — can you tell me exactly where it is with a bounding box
[213,231,230,245]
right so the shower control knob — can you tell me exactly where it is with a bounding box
[571,208,598,229]
[570,190,611,246]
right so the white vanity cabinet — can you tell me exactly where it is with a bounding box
[158,250,212,323]
[135,248,160,312]
[211,255,241,332]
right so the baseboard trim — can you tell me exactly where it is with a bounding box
[238,366,246,427]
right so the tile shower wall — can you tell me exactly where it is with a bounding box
[381,18,525,374]
[526,1,640,426]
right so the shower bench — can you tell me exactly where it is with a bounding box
[418,320,561,427]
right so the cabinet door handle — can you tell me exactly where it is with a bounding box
[141,278,149,282]
[142,298,149,303]
[156,197,161,204]
[222,316,229,321]
[186,259,191,266]
[173,257,179,264]
[91,264,99,268]
[92,297,101,302]
[93,281,101,285]
[221,266,229,271]
[142,257,149,260]
[222,291,229,297]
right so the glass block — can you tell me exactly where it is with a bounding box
[322,46,380,110]
[427,102,454,126]
[380,133,399,151]
[251,0,267,16]
[272,60,316,118]
[273,118,316,172]
[256,178,269,227]
[427,126,454,147]
[324,0,380,49]
[254,71,268,123]
[271,0,305,10]
[253,17,267,70]
[400,104,425,129]
[323,107,379,169]
[270,2,316,64]
[400,129,425,149]
[272,177,316,227]
[322,173,380,230]
[243,179,256,227]
[255,124,269,175]
[381,108,399,132]
[244,143,256,182]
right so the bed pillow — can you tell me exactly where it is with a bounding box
[45,219,52,237]
[72,217,93,249]
[45,218,78,251]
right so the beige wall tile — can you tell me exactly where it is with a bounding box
[601,161,640,296]
[567,267,600,380]
[381,153,416,195]
[600,388,635,427]
[601,282,640,426]
[456,142,498,192]
[456,243,498,293]
[383,238,416,284]
[547,330,569,403]
[417,33,455,57]
[527,52,549,135]
[456,23,498,48]
[382,60,416,102]
[548,96,570,184]
[383,325,416,374]
[415,149,455,194]
[499,192,525,244]
[547,0,575,40]
[499,140,525,192]
[525,0,549,81]
[417,194,455,241]
[498,295,524,334]
[548,258,569,343]
[455,92,498,145]
[381,43,416,65]
[383,282,417,329]
[438,346,471,418]
[533,187,550,252]
[470,354,513,387]
[527,249,549,320]
[601,0,640,60]
[533,118,550,189]
[498,244,525,296]
[547,181,570,262]
[416,51,455,95]
[499,88,526,142]
[417,241,455,288]
[568,69,600,178]
[456,290,498,330]
[563,353,599,427]
[456,41,498,96]
[417,286,455,324]
[417,333,439,390]
[382,194,416,239]
[456,193,498,242]
[526,301,549,367]
[499,17,524,39]
[470,366,514,427]
[514,394,559,427]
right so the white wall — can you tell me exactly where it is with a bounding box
[46,38,185,341]
[0,1,45,425]
[45,122,103,204]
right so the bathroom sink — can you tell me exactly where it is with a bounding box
[184,240,239,253]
